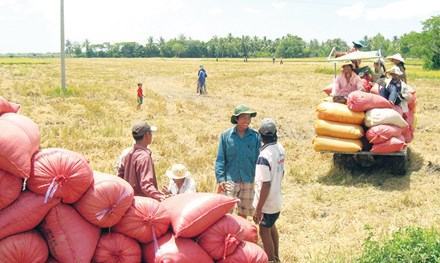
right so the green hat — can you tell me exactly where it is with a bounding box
[230,104,257,124]
[352,40,365,48]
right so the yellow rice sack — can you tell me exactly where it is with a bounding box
[313,136,362,153]
[314,119,364,139]
[316,102,365,125]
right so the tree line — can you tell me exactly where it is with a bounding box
[65,15,439,69]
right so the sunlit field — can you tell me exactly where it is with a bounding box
[1,57,439,262]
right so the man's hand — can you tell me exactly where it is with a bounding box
[161,186,172,199]
[253,209,263,225]
[217,182,226,193]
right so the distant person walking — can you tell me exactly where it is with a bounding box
[280,58,283,65]
[272,57,276,64]
[197,65,208,95]
[136,83,144,110]
[215,104,261,218]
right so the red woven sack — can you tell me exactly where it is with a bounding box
[74,172,134,227]
[347,91,392,112]
[218,241,268,263]
[0,191,59,240]
[94,232,141,263]
[113,196,169,243]
[1,113,40,153]
[0,119,35,178]
[371,136,406,153]
[197,214,258,260]
[162,192,238,238]
[366,125,403,144]
[0,231,48,263]
[0,97,20,115]
[40,203,100,263]
[28,148,93,203]
[143,233,213,263]
[0,170,22,210]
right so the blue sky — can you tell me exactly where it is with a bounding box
[0,0,439,53]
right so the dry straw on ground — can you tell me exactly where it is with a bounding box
[1,57,439,262]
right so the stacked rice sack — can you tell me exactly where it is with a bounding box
[347,91,412,153]
[313,101,365,153]
[0,96,267,263]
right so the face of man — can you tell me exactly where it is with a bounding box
[342,65,353,76]
[390,73,400,81]
[144,132,153,145]
[236,114,251,131]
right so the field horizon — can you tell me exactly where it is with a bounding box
[1,57,439,262]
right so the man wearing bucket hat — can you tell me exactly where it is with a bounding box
[253,118,285,263]
[117,121,164,201]
[162,164,196,196]
[331,61,363,103]
[387,53,407,83]
[380,66,410,112]
[215,104,261,218]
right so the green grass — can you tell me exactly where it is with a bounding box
[357,227,440,263]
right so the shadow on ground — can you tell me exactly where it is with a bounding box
[318,148,424,191]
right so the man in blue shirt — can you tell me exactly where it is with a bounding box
[215,104,261,218]
[197,65,207,95]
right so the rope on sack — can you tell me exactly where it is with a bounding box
[152,225,160,257]
[44,177,59,203]
[22,177,28,191]
[222,233,241,260]
[95,185,133,221]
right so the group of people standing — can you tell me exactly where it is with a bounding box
[332,40,409,111]
[116,105,285,263]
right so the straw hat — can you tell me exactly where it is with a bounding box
[386,66,404,76]
[386,53,405,63]
[341,61,354,68]
[166,164,191,179]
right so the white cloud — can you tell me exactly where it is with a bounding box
[337,0,440,21]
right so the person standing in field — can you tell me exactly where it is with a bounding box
[253,118,285,263]
[117,121,164,201]
[197,65,208,95]
[215,104,261,218]
[136,83,144,110]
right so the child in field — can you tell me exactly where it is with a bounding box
[162,164,196,196]
[253,118,285,263]
[136,83,144,110]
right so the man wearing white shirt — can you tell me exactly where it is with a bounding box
[253,118,285,263]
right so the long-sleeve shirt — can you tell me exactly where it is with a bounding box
[332,73,363,97]
[215,126,261,183]
[117,144,163,201]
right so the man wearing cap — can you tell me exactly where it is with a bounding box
[117,121,164,201]
[331,62,363,103]
[253,118,285,263]
[215,104,261,218]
